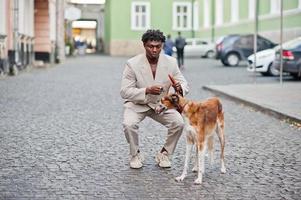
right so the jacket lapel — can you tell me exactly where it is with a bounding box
[140,55,154,85]
[155,54,168,83]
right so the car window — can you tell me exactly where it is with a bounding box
[235,35,253,48]
[257,38,271,50]
[223,35,239,46]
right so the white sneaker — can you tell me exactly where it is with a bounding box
[130,153,144,169]
[155,152,171,168]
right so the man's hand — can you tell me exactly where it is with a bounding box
[172,82,181,92]
[172,82,183,96]
[146,85,164,95]
[168,74,183,96]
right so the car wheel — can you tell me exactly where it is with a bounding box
[226,53,240,66]
[206,51,215,59]
[221,59,229,66]
[267,62,280,76]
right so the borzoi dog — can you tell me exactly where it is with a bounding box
[157,93,226,184]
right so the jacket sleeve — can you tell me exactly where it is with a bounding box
[120,63,147,103]
[172,65,189,96]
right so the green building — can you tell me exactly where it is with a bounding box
[104,0,301,56]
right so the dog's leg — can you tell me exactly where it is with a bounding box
[207,135,214,167]
[217,119,226,174]
[175,142,193,182]
[194,143,205,185]
[192,146,198,172]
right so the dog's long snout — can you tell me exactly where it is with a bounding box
[155,104,167,114]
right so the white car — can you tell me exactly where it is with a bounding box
[247,47,279,76]
[173,38,216,58]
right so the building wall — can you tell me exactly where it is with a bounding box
[104,0,200,56]
[34,0,52,53]
[199,0,301,43]
[104,0,301,56]
[34,0,61,64]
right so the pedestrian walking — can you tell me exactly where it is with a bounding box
[163,34,174,56]
[175,32,186,68]
[120,29,189,169]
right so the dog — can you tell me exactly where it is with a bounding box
[156,93,226,184]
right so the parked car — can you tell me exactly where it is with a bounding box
[173,38,215,58]
[215,34,277,66]
[247,47,279,76]
[273,37,301,79]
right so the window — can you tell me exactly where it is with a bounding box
[215,0,223,26]
[203,0,210,28]
[131,2,150,30]
[193,1,199,30]
[248,0,255,19]
[270,0,281,14]
[173,2,191,30]
[231,0,239,23]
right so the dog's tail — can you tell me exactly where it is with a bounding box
[216,98,224,129]
[217,99,223,114]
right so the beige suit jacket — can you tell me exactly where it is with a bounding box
[120,53,189,112]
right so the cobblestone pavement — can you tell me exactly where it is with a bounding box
[0,55,300,200]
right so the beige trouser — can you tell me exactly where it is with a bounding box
[122,107,184,156]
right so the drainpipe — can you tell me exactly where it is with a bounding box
[279,0,283,85]
[253,0,258,84]
[211,0,215,43]
[191,0,195,38]
[55,0,60,63]
[11,0,19,75]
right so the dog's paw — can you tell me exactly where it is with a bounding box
[194,178,202,185]
[221,166,226,174]
[175,175,185,182]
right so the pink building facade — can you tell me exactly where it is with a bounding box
[0,0,65,76]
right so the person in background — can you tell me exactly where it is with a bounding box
[120,29,189,169]
[175,32,186,69]
[163,34,174,56]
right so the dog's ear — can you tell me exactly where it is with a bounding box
[170,94,179,104]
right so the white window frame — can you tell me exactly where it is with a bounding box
[299,0,301,9]
[248,0,255,19]
[193,1,199,30]
[231,0,239,23]
[270,0,281,14]
[0,0,6,35]
[131,2,150,31]
[203,0,210,28]
[215,0,223,26]
[172,2,192,31]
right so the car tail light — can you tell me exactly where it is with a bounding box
[282,50,294,60]
[216,43,223,51]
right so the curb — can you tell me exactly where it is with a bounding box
[203,85,301,124]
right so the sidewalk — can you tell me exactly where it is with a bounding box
[203,82,301,124]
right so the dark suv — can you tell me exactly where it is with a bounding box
[215,34,276,66]
[273,37,301,79]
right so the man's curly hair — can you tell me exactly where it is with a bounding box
[141,29,166,44]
